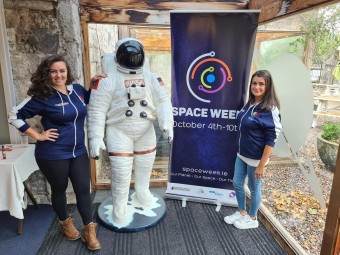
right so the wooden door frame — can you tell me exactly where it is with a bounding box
[321,149,340,255]
[80,21,175,191]
[0,0,18,144]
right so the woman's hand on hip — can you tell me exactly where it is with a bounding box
[38,128,59,142]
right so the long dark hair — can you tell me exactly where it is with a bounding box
[27,54,74,99]
[247,70,280,111]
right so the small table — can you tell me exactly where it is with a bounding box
[0,144,39,234]
[313,96,340,127]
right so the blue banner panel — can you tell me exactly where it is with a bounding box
[167,11,259,205]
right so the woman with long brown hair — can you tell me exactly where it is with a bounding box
[8,54,106,250]
[224,70,282,229]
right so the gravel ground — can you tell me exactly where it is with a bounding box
[262,116,338,255]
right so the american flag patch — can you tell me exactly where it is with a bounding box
[157,77,165,86]
[78,95,85,105]
[92,80,100,90]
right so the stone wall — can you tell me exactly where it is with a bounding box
[4,0,84,204]
[88,23,118,76]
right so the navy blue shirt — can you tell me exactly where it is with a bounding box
[236,102,282,160]
[9,84,90,160]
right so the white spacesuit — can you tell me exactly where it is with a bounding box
[87,38,173,226]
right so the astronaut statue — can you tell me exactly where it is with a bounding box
[87,38,173,227]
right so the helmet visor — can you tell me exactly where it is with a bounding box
[116,40,145,69]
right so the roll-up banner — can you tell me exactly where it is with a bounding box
[166,10,260,206]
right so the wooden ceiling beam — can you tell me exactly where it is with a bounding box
[248,0,339,24]
[79,1,249,25]
[80,0,248,10]
[256,31,304,41]
[80,0,339,25]
[80,8,170,25]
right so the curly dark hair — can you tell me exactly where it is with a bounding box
[27,54,74,99]
[247,70,280,111]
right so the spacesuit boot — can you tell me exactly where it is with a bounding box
[133,151,156,207]
[109,156,134,226]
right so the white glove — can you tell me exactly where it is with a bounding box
[162,128,174,143]
[89,138,106,159]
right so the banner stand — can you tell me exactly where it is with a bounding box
[165,194,225,211]
[167,10,260,207]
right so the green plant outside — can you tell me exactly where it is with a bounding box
[321,122,340,143]
[290,5,340,66]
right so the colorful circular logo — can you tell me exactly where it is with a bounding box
[186,51,232,103]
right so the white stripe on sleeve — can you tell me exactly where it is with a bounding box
[271,106,282,142]
[8,97,32,129]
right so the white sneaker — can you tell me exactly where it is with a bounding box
[233,215,259,229]
[224,211,246,224]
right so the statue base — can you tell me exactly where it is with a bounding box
[97,192,167,233]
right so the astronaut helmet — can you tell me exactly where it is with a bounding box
[115,38,145,74]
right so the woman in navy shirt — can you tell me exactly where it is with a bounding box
[8,54,105,250]
[224,70,282,230]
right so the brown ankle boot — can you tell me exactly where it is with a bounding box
[81,223,101,250]
[59,217,80,240]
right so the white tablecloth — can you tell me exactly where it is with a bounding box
[0,144,38,219]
